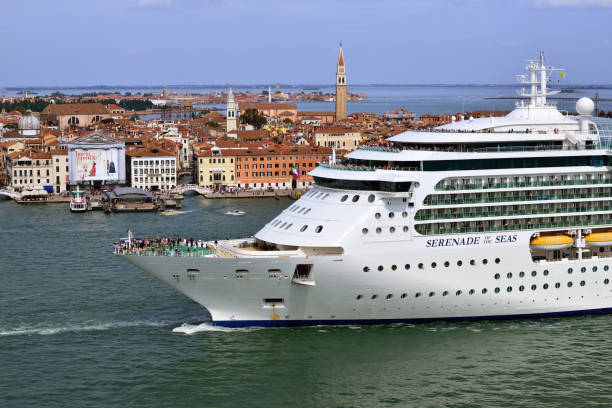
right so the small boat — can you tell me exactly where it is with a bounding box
[161,210,181,216]
[225,209,245,216]
[70,189,87,212]
[585,231,612,248]
[529,234,573,251]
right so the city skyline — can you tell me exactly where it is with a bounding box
[1,0,612,87]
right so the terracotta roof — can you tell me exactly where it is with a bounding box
[127,146,175,158]
[41,103,110,116]
[314,127,359,134]
[8,148,51,160]
[49,149,68,156]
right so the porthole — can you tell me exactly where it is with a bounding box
[389,227,396,233]
[375,213,381,219]
[341,195,348,202]
[442,291,449,296]
[352,195,359,202]
[356,295,363,300]
[428,292,435,297]
[404,264,410,270]
[580,280,586,287]
[456,290,462,296]
[543,283,549,289]
[363,266,370,272]
[391,265,397,271]
[494,273,500,280]
[378,265,384,272]
[376,227,382,234]
[386,294,393,300]
[495,258,501,264]
[481,288,488,294]
[388,212,395,219]
[482,259,488,265]
[457,260,463,266]
[403,226,409,233]
[444,261,450,267]
[531,284,537,290]
[605,265,609,271]
[507,273,512,279]
[567,281,573,288]
[401,293,407,299]
[507,286,512,293]
[415,292,421,298]
[431,262,437,268]
[371,294,378,300]
[402,211,408,218]
[593,266,598,272]
[519,285,525,292]
[604,279,610,285]
[300,225,308,232]
[580,267,586,273]
[469,289,475,295]
[418,263,424,269]
[555,282,561,288]
[494,287,500,294]
[315,225,323,233]
[568,268,573,274]
[368,194,375,203]
[361,228,368,235]
[470,259,475,266]
[543,270,549,276]
[531,271,537,277]
[519,271,525,278]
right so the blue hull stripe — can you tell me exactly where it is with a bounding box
[213,307,612,328]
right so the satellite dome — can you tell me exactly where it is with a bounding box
[576,97,594,116]
[18,110,40,131]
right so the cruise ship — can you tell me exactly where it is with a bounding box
[117,54,612,327]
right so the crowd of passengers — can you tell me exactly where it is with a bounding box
[114,236,218,256]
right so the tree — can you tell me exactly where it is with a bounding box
[206,121,219,128]
[283,118,293,124]
[240,108,267,129]
[124,91,132,97]
[130,114,140,121]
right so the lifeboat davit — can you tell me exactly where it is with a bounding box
[585,231,612,248]
[529,235,573,251]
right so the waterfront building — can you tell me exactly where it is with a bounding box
[335,43,347,122]
[194,147,236,190]
[7,148,52,191]
[126,146,177,191]
[313,127,361,150]
[40,103,111,130]
[50,149,69,193]
[226,88,237,134]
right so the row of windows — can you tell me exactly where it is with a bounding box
[134,159,175,166]
[362,226,410,235]
[269,219,323,233]
[422,155,607,172]
[415,214,612,235]
[202,158,234,164]
[237,163,314,170]
[425,187,612,206]
[135,168,175,175]
[355,278,610,301]
[363,258,502,272]
[236,171,306,178]
[435,172,612,191]
[236,155,322,162]
[14,169,50,177]
[13,178,50,184]
[494,265,610,280]
[134,176,174,183]
[416,200,612,221]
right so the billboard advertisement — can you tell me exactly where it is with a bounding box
[74,149,119,181]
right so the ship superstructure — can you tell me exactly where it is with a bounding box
[118,54,612,327]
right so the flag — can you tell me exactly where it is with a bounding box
[560,72,565,78]
[291,164,299,179]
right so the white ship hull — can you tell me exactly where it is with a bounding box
[122,230,612,327]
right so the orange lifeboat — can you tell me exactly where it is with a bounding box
[529,235,573,251]
[585,231,612,248]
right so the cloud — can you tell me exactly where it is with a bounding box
[137,0,172,7]
[535,0,612,7]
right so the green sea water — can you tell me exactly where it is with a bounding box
[1,197,612,407]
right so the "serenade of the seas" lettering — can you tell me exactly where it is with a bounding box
[426,234,518,248]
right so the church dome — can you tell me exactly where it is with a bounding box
[18,110,40,131]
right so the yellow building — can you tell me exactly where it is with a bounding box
[50,149,69,193]
[7,149,53,191]
[195,147,237,190]
[313,127,361,150]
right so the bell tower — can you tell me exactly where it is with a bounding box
[226,87,237,133]
[335,42,347,122]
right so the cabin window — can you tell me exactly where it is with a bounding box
[368,194,375,203]
[315,225,323,233]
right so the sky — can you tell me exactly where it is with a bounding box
[1,0,611,86]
